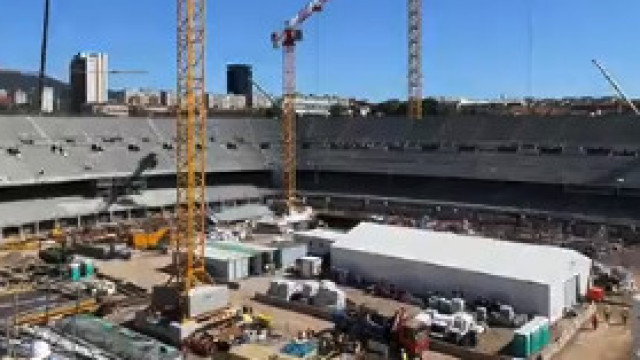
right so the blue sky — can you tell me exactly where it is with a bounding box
[1,0,639,101]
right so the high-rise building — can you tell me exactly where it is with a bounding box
[210,94,247,110]
[41,87,54,113]
[160,90,177,107]
[226,64,253,108]
[13,89,28,106]
[70,52,108,112]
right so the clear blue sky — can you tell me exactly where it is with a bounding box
[1,0,639,101]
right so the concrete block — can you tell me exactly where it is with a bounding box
[187,285,229,318]
[151,285,180,313]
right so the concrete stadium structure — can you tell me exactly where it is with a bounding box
[0,115,639,239]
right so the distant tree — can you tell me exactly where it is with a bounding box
[264,104,282,119]
[422,98,439,116]
[330,104,348,117]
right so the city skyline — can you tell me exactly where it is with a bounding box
[1,0,640,101]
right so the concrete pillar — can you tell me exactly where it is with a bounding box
[35,222,40,236]
[109,211,114,223]
[77,216,82,228]
[127,209,132,220]
[19,227,25,241]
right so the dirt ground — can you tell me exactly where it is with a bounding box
[554,303,632,360]
[93,252,172,291]
[554,316,631,360]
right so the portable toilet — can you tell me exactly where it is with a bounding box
[512,324,532,358]
[530,320,543,354]
[530,316,551,354]
[81,259,95,278]
[537,317,551,349]
[68,263,81,282]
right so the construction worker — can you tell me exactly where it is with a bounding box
[604,304,611,324]
[401,348,409,360]
[622,307,629,326]
[591,313,599,330]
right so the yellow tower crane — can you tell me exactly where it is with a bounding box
[173,0,211,321]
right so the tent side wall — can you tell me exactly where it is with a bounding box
[548,279,567,321]
[575,255,592,297]
[331,246,550,317]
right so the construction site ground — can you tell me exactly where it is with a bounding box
[96,253,463,358]
[554,303,632,360]
[95,251,639,359]
[235,276,511,358]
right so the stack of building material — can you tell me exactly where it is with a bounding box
[267,280,300,301]
[299,256,322,278]
[452,298,465,313]
[301,281,320,299]
[437,298,453,314]
[313,280,345,311]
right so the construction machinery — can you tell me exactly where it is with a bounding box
[333,305,430,358]
[271,0,332,213]
[130,227,169,250]
[592,59,640,116]
[408,0,423,120]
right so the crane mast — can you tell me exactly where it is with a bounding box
[592,59,640,116]
[174,0,210,320]
[272,0,331,213]
[408,0,423,120]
